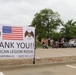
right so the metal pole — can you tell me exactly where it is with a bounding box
[33,27,36,64]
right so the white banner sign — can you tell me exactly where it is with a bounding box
[0,26,35,58]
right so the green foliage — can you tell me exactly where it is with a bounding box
[52,32,63,41]
[36,43,42,48]
[60,19,76,40]
[32,8,62,41]
[31,8,76,42]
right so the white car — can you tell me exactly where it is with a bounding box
[68,40,76,47]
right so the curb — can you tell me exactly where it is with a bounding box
[0,56,76,68]
[0,60,76,69]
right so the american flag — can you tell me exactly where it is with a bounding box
[2,26,23,40]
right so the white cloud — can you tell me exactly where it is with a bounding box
[0,0,76,26]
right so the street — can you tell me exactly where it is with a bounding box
[36,48,76,58]
[0,48,76,75]
[1,62,76,75]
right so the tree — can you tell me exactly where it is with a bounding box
[60,20,76,41]
[52,32,63,41]
[32,8,62,42]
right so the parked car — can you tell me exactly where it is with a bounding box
[68,39,76,47]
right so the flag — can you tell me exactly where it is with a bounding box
[2,26,23,40]
[61,38,64,42]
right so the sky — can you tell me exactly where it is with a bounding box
[0,0,76,27]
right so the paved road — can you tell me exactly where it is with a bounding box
[36,48,76,58]
[0,48,76,75]
[1,62,76,75]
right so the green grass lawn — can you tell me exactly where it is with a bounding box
[36,43,42,48]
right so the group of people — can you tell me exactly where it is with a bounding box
[42,38,66,49]
[51,41,67,48]
[51,38,68,48]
